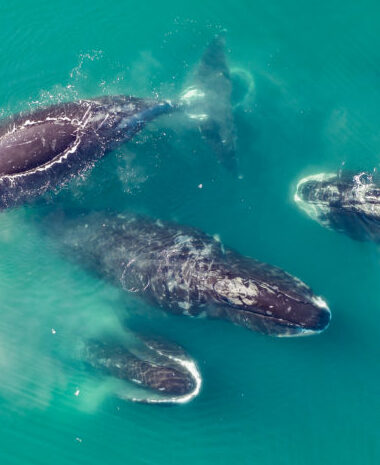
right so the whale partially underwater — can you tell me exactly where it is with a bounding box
[82,333,201,404]
[0,36,236,210]
[44,211,330,403]
[295,171,380,242]
[2,36,331,404]
[47,211,331,336]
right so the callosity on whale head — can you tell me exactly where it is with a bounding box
[294,171,380,242]
[204,250,331,336]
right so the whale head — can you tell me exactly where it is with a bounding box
[294,172,341,227]
[84,336,202,404]
[206,257,331,337]
[294,171,380,241]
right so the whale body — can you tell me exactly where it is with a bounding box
[295,171,380,242]
[0,96,175,209]
[0,36,236,209]
[48,211,331,337]
[83,334,201,404]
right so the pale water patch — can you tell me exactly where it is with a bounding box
[0,209,143,411]
[180,85,209,121]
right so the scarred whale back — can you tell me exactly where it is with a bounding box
[0,97,174,209]
[0,120,77,175]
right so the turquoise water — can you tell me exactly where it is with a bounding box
[1,1,380,464]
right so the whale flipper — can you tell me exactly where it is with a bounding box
[181,35,237,172]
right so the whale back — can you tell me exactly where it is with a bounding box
[0,120,77,175]
[0,97,174,209]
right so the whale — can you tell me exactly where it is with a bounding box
[0,36,236,210]
[295,171,380,242]
[46,211,331,337]
[181,35,237,172]
[83,334,201,404]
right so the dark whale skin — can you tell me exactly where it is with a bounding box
[83,336,201,403]
[0,36,238,209]
[0,96,174,209]
[49,211,331,337]
[295,171,380,242]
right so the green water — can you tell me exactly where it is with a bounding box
[1,1,380,464]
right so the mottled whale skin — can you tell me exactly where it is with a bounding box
[0,96,174,209]
[84,335,201,404]
[295,171,380,242]
[50,212,331,337]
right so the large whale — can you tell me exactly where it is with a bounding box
[0,36,236,209]
[83,334,201,404]
[47,211,331,336]
[295,171,380,242]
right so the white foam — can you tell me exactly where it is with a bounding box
[132,349,202,405]
[294,172,336,226]
[311,295,330,311]
[180,86,205,102]
[179,86,210,122]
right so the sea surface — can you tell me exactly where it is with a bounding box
[1,1,380,464]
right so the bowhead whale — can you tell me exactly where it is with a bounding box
[295,171,380,242]
[48,211,331,337]
[0,36,236,209]
[83,334,201,404]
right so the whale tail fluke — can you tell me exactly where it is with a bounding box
[180,35,238,173]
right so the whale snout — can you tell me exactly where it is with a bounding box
[295,179,317,204]
[220,294,331,337]
[294,173,340,225]
[210,270,331,337]
[84,337,202,404]
[295,173,337,201]
[289,296,331,336]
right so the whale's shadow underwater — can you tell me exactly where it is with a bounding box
[1,36,331,404]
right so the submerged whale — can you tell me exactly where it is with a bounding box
[0,36,236,210]
[83,334,201,404]
[295,171,380,242]
[182,35,237,171]
[47,211,331,337]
